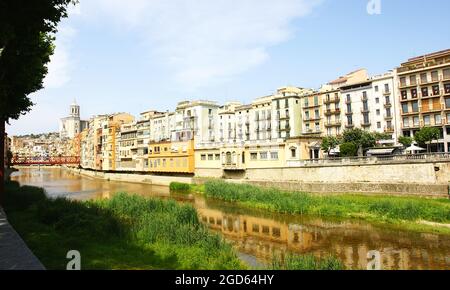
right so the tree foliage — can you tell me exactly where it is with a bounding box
[0,0,75,121]
[321,136,341,155]
[342,128,377,155]
[0,0,75,205]
[414,127,441,152]
[340,142,358,157]
[398,136,414,148]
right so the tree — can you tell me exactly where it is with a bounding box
[398,136,414,148]
[414,127,441,153]
[0,0,75,205]
[321,136,341,156]
[340,142,358,157]
[342,128,377,156]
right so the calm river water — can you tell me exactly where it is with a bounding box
[10,167,450,270]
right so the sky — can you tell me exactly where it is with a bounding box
[7,0,450,135]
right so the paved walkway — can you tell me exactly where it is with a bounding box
[0,207,45,270]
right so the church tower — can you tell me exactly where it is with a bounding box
[70,100,80,118]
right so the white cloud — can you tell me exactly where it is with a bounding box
[43,3,80,89]
[84,0,322,91]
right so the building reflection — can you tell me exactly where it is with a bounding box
[197,206,450,270]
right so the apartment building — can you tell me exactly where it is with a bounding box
[397,49,450,152]
[302,91,323,136]
[173,100,220,144]
[117,122,138,171]
[79,113,134,171]
[148,139,195,174]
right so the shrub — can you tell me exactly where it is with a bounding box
[169,182,191,192]
[340,142,358,157]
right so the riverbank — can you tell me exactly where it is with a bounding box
[176,181,450,235]
[3,180,343,270]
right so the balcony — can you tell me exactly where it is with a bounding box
[384,114,393,120]
[223,163,245,171]
[361,121,371,127]
[384,102,392,108]
[399,82,417,89]
[384,127,394,133]
[345,123,354,129]
[325,121,342,128]
[346,111,353,116]
[324,97,340,105]
[361,108,370,113]
[324,109,341,116]
[383,90,391,95]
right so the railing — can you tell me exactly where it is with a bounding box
[291,153,450,167]
[11,156,81,166]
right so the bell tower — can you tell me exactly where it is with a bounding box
[70,99,80,118]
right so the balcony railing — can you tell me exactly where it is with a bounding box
[293,153,450,168]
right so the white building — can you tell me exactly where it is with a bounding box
[59,101,88,139]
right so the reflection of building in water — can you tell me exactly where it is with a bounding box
[197,207,450,270]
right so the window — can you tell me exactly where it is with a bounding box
[431,71,439,82]
[446,98,450,109]
[445,83,450,94]
[435,114,442,125]
[421,73,428,83]
[412,101,419,113]
[347,115,353,125]
[447,113,450,124]
[424,115,431,126]
[402,103,409,114]
[376,98,380,104]
[215,154,220,160]
[384,83,390,93]
[270,152,278,160]
[251,153,258,160]
[314,96,319,106]
[400,77,406,86]
[413,116,420,127]
[411,89,418,99]
[403,117,409,127]
[291,148,297,158]
[422,87,429,97]
[432,85,440,96]
[386,107,392,117]
[260,152,268,160]
[444,68,450,80]
[374,86,379,92]
[346,94,351,103]
[376,109,381,116]
[201,154,206,161]
[347,104,352,114]
[377,122,381,129]
[401,91,407,100]
[208,154,213,161]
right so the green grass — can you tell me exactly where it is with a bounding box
[3,181,243,270]
[3,181,346,270]
[203,180,450,234]
[169,182,192,192]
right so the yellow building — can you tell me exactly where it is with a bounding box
[148,139,195,174]
[397,49,450,152]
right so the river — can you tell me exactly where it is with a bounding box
[10,167,450,270]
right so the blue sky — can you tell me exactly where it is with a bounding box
[7,0,450,135]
